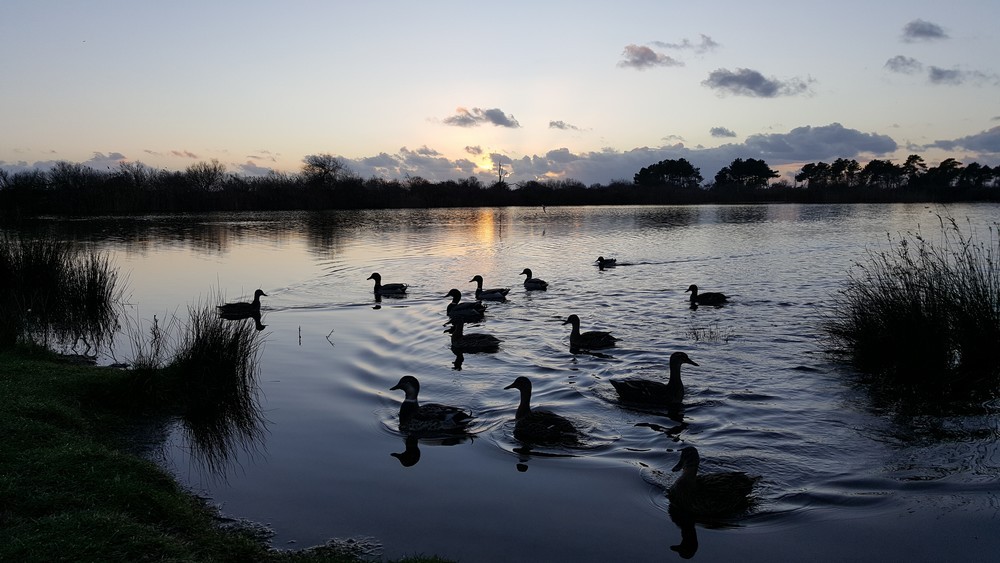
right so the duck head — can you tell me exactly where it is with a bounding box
[444,288,463,300]
[519,268,533,277]
[670,351,699,368]
[562,314,581,328]
[389,375,420,400]
[672,446,700,472]
[367,272,382,282]
[469,274,485,284]
[685,284,698,294]
[503,376,532,394]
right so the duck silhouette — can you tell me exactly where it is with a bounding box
[519,268,549,290]
[668,446,759,519]
[595,256,617,269]
[469,274,510,301]
[610,351,698,405]
[367,272,408,296]
[444,288,487,320]
[686,284,727,306]
[445,318,501,353]
[389,375,474,434]
[217,289,267,315]
[504,376,580,446]
[563,314,617,350]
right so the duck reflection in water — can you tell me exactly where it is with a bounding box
[218,308,266,331]
[667,505,699,559]
[390,433,474,468]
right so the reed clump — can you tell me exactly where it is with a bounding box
[0,235,123,352]
[825,216,1000,398]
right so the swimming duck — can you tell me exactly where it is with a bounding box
[668,446,759,519]
[519,268,549,290]
[444,288,487,320]
[367,272,408,296]
[469,274,510,301]
[611,351,698,405]
[563,314,618,350]
[217,289,267,315]
[595,256,617,269]
[389,375,474,433]
[503,376,580,446]
[686,284,728,306]
[445,318,501,353]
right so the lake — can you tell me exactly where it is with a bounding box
[12,203,1000,561]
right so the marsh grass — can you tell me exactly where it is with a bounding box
[825,216,1000,399]
[0,235,123,353]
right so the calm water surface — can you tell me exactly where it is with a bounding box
[17,204,1000,561]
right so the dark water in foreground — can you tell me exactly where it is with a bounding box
[14,204,1000,561]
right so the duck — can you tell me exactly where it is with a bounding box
[686,284,728,306]
[668,446,759,519]
[611,351,698,405]
[469,274,510,301]
[389,375,474,433]
[519,268,549,290]
[217,289,267,315]
[595,256,617,269]
[367,272,408,296]
[503,376,580,446]
[444,288,487,320]
[445,318,501,353]
[563,314,617,350]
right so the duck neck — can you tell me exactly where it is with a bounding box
[668,359,684,384]
[515,389,532,419]
[399,397,418,419]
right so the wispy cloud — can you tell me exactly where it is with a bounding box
[237,161,273,176]
[652,34,719,54]
[925,125,1000,153]
[702,68,813,98]
[902,19,948,42]
[710,126,737,138]
[618,44,683,70]
[442,107,520,128]
[884,55,924,74]
[170,150,199,159]
[928,66,997,85]
[465,145,483,156]
[549,120,581,131]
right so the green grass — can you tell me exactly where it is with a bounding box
[825,216,1000,400]
[0,347,451,562]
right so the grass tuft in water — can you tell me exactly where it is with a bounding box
[0,235,124,353]
[825,216,1000,398]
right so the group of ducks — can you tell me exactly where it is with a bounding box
[361,260,757,521]
[215,262,755,519]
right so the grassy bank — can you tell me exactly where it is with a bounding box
[0,347,446,562]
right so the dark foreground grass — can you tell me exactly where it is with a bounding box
[825,216,1000,401]
[0,347,450,563]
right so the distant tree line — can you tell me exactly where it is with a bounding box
[1,152,998,217]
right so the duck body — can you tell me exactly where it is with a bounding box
[668,446,759,519]
[368,272,408,296]
[504,376,580,446]
[444,288,487,320]
[217,289,267,315]
[686,284,727,306]
[469,275,510,301]
[611,351,698,405]
[389,375,474,434]
[519,268,549,290]
[446,319,501,353]
[595,256,617,269]
[563,314,617,350]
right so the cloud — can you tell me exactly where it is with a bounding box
[652,34,720,54]
[465,145,483,156]
[884,55,924,74]
[702,68,813,97]
[927,66,997,85]
[236,161,273,176]
[549,120,581,131]
[83,152,128,169]
[902,19,948,42]
[442,107,520,128]
[925,125,1000,153]
[710,127,737,138]
[618,44,683,70]
[170,150,199,158]
[740,123,897,162]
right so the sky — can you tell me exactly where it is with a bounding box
[2,0,999,186]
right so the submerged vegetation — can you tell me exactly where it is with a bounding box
[825,216,1000,400]
[0,235,123,352]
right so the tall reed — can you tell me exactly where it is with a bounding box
[0,235,123,352]
[825,216,1000,397]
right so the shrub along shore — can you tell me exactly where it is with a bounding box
[0,346,447,562]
